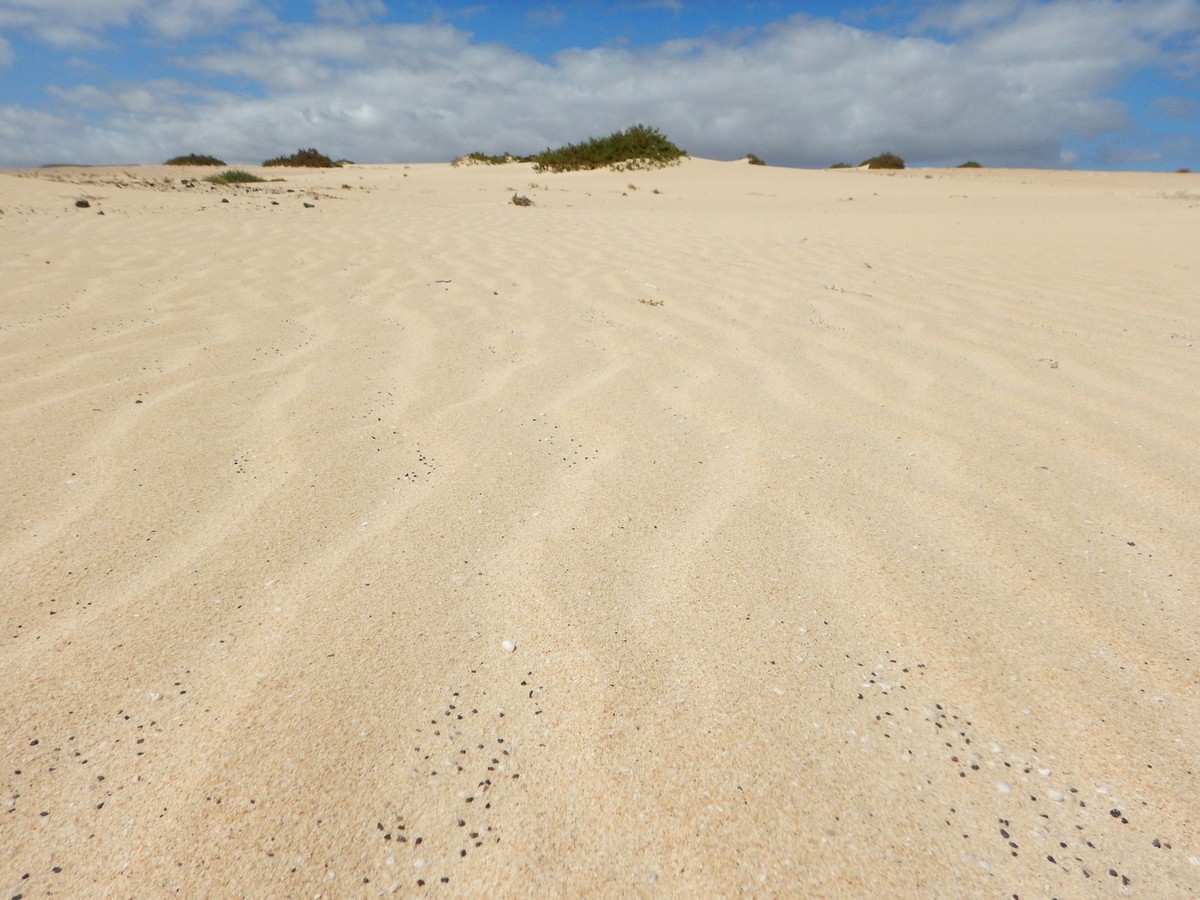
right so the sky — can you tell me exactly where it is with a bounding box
[0,1,1197,170]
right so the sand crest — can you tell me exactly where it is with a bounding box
[2,160,1198,896]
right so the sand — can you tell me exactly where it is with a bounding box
[2,158,1198,897]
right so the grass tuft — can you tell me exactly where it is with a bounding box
[203,169,266,184]
[453,151,525,166]
[263,148,339,168]
[860,152,905,169]
[530,124,686,173]
[746,153,766,166]
[166,154,226,166]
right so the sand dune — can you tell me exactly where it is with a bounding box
[2,159,1198,896]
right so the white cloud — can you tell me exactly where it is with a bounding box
[0,34,12,64]
[1,2,1198,168]
[47,78,230,115]
[314,0,386,26]
[0,0,268,42]
[0,104,88,166]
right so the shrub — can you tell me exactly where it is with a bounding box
[829,161,853,169]
[453,151,521,166]
[958,160,983,168]
[530,124,687,173]
[1178,167,1192,173]
[746,153,766,166]
[860,152,905,169]
[203,169,266,184]
[165,154,226,166]
[263,148,338,168]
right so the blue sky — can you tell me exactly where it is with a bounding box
[1,1,1197,170]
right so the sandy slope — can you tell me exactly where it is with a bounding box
[2,159,1198,897]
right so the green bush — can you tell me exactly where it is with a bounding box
[829,161,853,169]
[203,169,267,184]
[746,153,766,166]
[860,152,905,169]
[452,151,522,166]
[530,124,687,173]
[957,160,983,168]
[165,154,226,166]
[263,148,338,168]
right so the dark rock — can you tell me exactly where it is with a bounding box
[511,193,533,207]
[221,198,229,203]
[75,199,90,208]
[303,201,315,208]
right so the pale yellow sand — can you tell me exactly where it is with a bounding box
[2,159,1198,897]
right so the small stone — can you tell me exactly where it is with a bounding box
[75,199,90,208]
[511,194,532,207]
[303,202,315,208]
[501,639,515,653]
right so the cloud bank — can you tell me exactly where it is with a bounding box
[0,0,1197,168]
